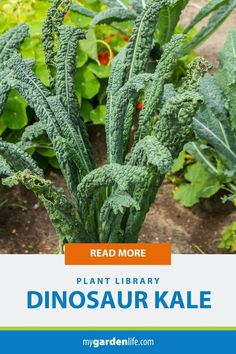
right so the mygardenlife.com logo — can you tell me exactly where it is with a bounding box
[82,336,155,348]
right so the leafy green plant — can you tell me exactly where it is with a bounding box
[219,221,236,252]
[0,0,129,168]
[0,0,208,247]
[169,28,236,251]
[172,28,236,208]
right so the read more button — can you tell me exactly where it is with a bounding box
[65,243,171,265]
[91,248,146,258]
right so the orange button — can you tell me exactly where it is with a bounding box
[65,243,171,265]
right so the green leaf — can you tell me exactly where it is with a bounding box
[42,0,71,84]
[216,30,236,129]
[0,24,29,62]
[90,7,136,27]
[0,139,43,177]
[135,34,184,142]
[174,162,222,207]
[184,0,228,33]
[171,150,186,173]
[34,63,50,86]
[29,21,44,36]
[70,3,97,17]
[87,61,110,78]
[0,154,13,177]
[128,135,173,174]
[20,37,37,59]
[1,90,28,130]
[185,142,219,176]
[125,0,172,80]
[218,29,236,86]
[55,25,93,174]
[157,0,188,45]
[70,11,92,28]
[19,122,45,150]
[75,67,100,99]
[48,156,60,169]
[100,0,128,8]
[81,100,93,122]
[90,105,106,124]
[79,29,98,62]
[181,0,236,56]
[129,0,144,14]
[193,109,236,166]
[0,118,7,135]
[37,148,55,158]
[77,46,88,68]
[199,73,228,120]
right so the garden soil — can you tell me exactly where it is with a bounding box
[1,0,236,254]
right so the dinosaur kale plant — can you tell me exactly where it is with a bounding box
[0,0,207,248]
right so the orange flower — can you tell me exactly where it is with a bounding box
[105,34,115,43]
[64,9,71,20]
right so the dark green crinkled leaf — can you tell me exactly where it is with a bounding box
[199,73,228,120]
[100,0,128,8]
[107,73,152,163]
[0,24,29,62]
[129,0,145,14]
[135,35,184,142]
[218,29,236,85]
[216,30,236,129]
[90,7,136,27]
[42,0,71,85]
[19,122,45,150]
[125,0,172,80]
[0,155,13,177]
[0,139,43,176]
[128,136,173,174]
[70,3,97,17]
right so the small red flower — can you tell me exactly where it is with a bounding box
[137,101,143,110]
[98,51,114,65]
[98,52,110,65]
[123,35,129,42]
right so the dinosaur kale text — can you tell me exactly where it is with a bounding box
[27,290,212,310]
